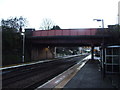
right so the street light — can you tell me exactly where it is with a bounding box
[93,19,104,28]
[20,26,25,63]
[92,19,105,60]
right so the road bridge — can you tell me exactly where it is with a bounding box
[25,28,120,60]
[28,28,119,46]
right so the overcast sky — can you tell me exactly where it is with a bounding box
[0,0,120,30]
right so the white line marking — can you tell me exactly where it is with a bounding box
[54,75,66,84]
[77,62,85,70]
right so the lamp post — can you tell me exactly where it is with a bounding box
[92,19,105,60]
[93,19,104,28]
[22,32,25,63]
[93,19,105,45]
[20,26,25,63]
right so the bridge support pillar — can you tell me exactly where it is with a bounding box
[31,46,55,61]
[54,47,57,58]
[91,46,94,60]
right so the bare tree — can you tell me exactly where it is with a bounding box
[40,18,55,30]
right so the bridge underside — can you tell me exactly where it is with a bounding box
[29,35,115,47]
[25,34,119,61]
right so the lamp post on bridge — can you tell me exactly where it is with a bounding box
[93,19,105,42]
[92,19,105,60]
[93,19,104,28]
[93,19,105,41]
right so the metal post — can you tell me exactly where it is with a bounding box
[20,26,25,63]
[101,19,104,28]
[22,32,25,63]
[91,46,94,60]
[102,46,105,78]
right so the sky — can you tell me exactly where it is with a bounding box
[0,0,120,30]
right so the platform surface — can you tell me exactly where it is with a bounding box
[63,59,116,89]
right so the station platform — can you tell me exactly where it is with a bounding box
[62,59,119,89]
[37,55,119,90]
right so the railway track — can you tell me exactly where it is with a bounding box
[2,55,88,89]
